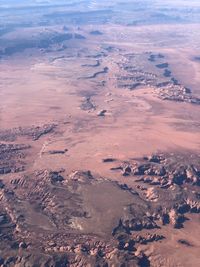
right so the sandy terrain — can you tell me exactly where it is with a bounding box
[0,1,200,266]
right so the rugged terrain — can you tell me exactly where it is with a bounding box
[0,0,200,266]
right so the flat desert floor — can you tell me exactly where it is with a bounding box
[0,1,200,266]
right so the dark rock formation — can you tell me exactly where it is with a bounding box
[74,33,86,39]
[117,153,200,187]
[85,67,109,79]
[163,69,171,77]
[133,233,165,245]
[102,158,116,163]
[0,124,56,142]
[0,143,30,175]
[49,171,64,184]
[178,239,193,247]
[90,30,103,35]
[47,149,68,155]
[169,209,186,228]
[156,63,169,69]
[122,165,132,176]
[80,97,96,111]
[97,109,107,116]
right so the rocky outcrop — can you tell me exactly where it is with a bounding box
[49,171,64,184]
[102,158,116,163]
[68,170,94,183]
[0,143,30,175]
[97,109,107,116]
[80,97,96,111]
[178,239,193,247]
[113,153,200,187]
[116,52,200,105]
[146,187,159,202]
[168,209,186,228]
[158,84,200,105]
[90,30,103,35]
[0,124,56,142]
[85,67,109,79]
[114,216,158,234]
[133,233,165,244]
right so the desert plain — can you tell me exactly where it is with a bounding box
[0,1,200,266]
